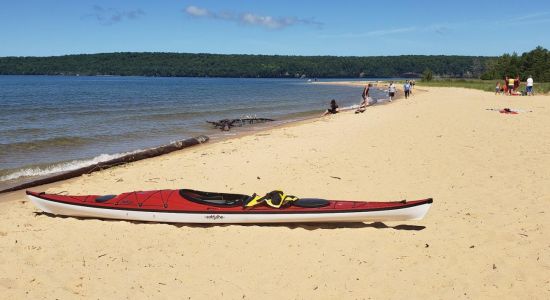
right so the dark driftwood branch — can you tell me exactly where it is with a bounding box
[0,135,209,194]
[207,118,274,131]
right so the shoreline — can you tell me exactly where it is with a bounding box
[1,86,549,298]
[0,81,407,198]
[0,80,389,192]
[0,106,361,202]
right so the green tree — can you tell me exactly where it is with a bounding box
[422,69,433,81]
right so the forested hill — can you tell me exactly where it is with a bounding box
[0,52,492,78]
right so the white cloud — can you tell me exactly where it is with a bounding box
[365,27,417,37]
[86,5,145,25]
[185,5,210,17]
[183,5,322,30]
[241,13,292,29]
[508,12,550,23]
[319,26,418,39]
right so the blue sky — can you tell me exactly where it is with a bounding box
[1,0,549,57]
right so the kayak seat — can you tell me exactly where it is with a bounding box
[179,189,247,207]
[292,198,330,208]
[95,195,117,203]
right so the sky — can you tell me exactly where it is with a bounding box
[1,0,549,57]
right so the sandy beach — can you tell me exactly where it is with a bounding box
[1,86,549,299]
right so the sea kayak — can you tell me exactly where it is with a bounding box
[26,189,432,224]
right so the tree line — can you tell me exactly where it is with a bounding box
[0,52,491,78]
[481,46,550,82]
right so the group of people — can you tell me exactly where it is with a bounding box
[388,80,414,101]
[322,80,415,116]
[403,80,415,99]
[495,75,534,96]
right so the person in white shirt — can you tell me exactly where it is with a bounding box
[388,82,396,102]
[526,75,534,96]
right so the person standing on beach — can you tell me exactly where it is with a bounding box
[507,76,515,95]
[362,83,370,101]
[526,75,534,96]
[388,82,396,101]
[495,82,501,95]
[356,83,371,113]
[404,81,411,99]
[322,99,339,116]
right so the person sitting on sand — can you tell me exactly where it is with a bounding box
[322,99,339,116]
[388,82,396,101]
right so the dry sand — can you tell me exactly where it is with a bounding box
[1,87,549,299]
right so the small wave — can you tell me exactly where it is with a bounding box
[0,136,92,153]
[0,127,45,136]
[134,111,212,122]
[0,151,140,182]
[340,104,361,110]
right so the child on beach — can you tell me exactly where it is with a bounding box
[495,82,501,95]
[322,99,339,116]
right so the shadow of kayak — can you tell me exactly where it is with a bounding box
[33,211,426,231]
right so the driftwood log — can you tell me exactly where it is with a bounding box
[0,135,209,194]
[207,118,274,131]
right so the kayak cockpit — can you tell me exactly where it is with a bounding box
[178,189,331,208]
[178,189,248,207]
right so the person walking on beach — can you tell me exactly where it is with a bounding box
[404,81,411,99]
[356,84,371,113]
[526,75,534,96]
[322,99,339,116]
[362,83,370,101]
[388,82,396,101]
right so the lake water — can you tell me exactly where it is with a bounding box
[0,76,387,190]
